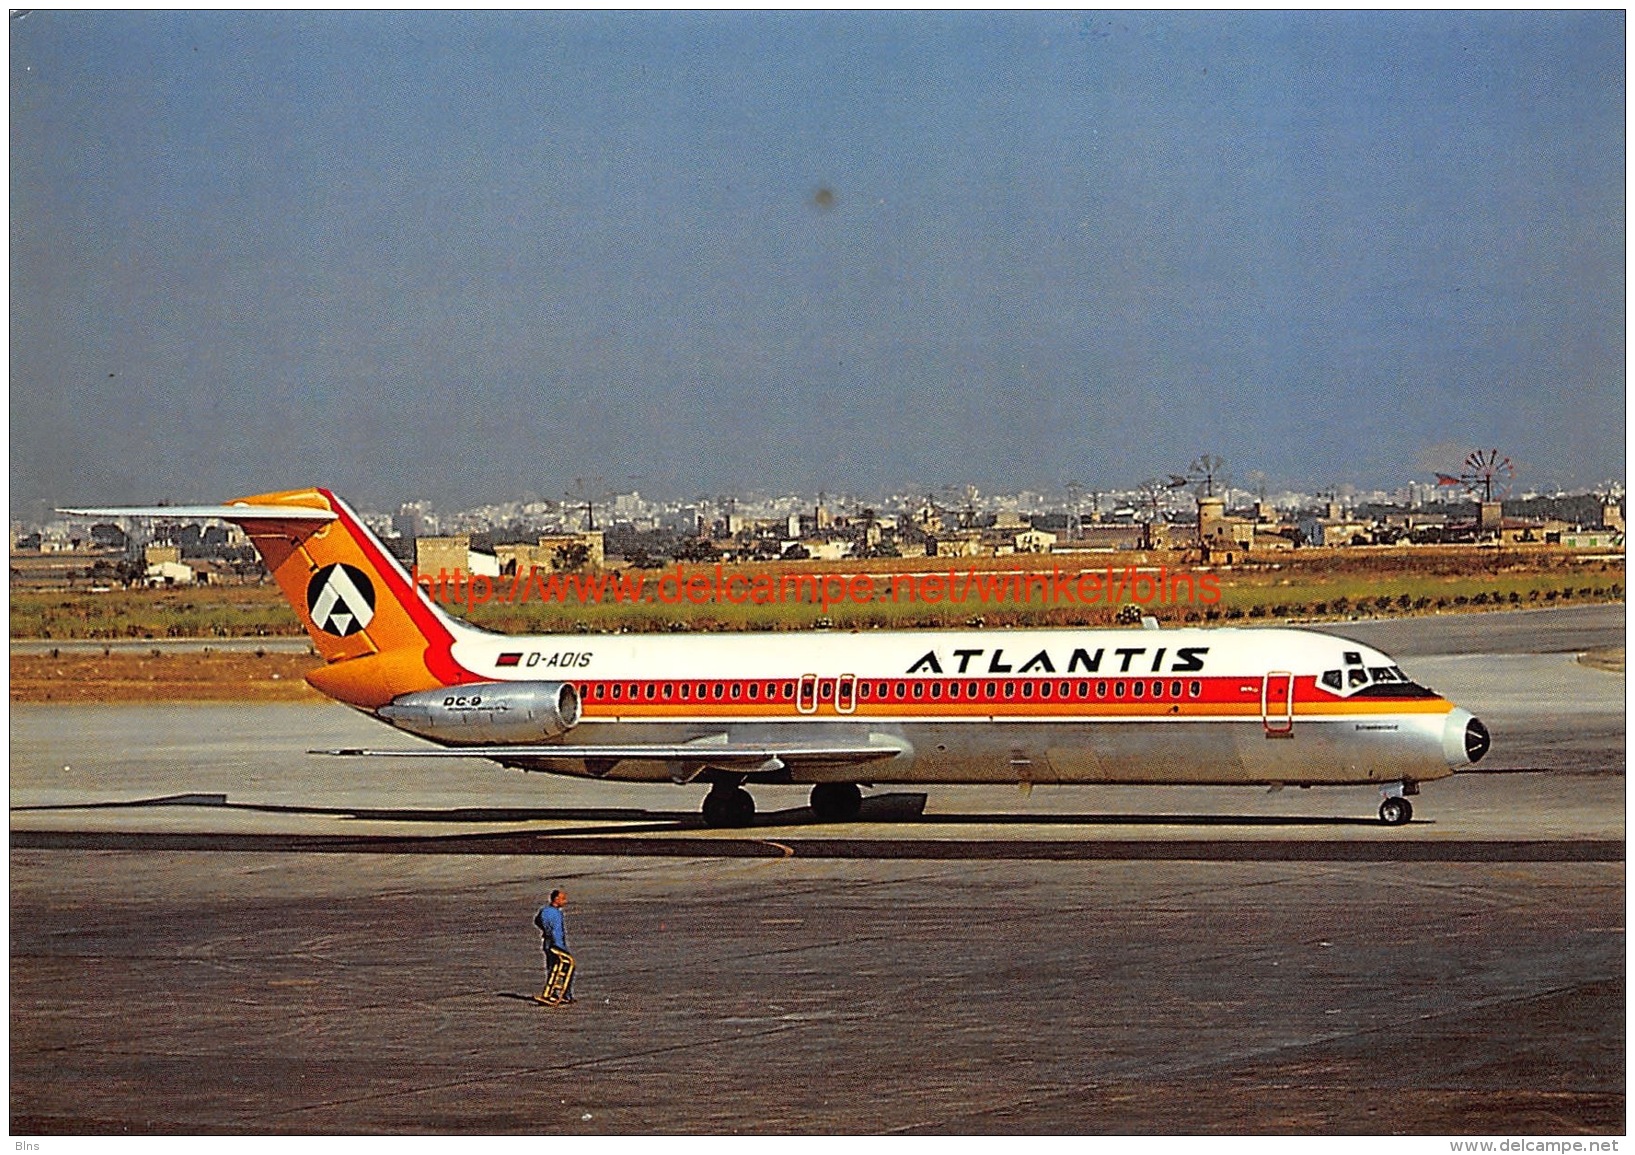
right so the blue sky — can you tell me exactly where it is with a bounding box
[10,10,1625,513]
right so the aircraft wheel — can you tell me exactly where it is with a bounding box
[809,782,862,823]
[702,785,756,828]
[1378,796,1413,826]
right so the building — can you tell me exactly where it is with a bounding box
[1561,529,1624,550]
[416,535,501,578]
[394,501,435,539]
[494,531,606,575]
[1197,496,1256,558]
[1071,524,1145,551]
[141,545,197,586]
[1014,528,1058,554]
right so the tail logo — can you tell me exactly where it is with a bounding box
[306,563,377,637]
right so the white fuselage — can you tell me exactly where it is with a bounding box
[425,624,1477,788]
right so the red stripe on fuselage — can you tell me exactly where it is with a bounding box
[557,674,1449,718]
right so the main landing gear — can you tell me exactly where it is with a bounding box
[697,780,866,827]
[701,781,756,828]
[809,782,862,823]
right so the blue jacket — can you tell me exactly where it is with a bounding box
[537,904,567,951]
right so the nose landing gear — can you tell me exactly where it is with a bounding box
[1378,780,1418,826]
[1378,796,1413,826]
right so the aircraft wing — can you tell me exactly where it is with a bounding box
[315,742,904,769]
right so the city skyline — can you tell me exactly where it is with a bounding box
[11,11,1625,515]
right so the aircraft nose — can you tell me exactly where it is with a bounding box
[1464,715,1491,764]
[1443,707,1491,769]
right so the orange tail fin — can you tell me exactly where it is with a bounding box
[225,488,482,708]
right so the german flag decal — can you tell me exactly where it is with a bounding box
[496,652,522,668]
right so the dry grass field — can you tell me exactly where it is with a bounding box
[9,545,1621,702]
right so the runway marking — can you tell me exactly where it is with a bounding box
[10,830,1624,863]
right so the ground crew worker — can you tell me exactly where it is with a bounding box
[534,888,576,1005]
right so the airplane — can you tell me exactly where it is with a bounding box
[63,487,1491,827]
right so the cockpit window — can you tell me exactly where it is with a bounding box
[1322,657,1436,698]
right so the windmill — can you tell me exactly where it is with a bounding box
[1169,454,1229,501]
[1434,448,1515,504]
[1434,449,1514,535]
[1136,478,1177,524]
[563,476,612,532]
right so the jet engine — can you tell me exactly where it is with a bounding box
[376,681,581,745]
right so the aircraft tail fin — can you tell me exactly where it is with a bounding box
[63,488,482,707]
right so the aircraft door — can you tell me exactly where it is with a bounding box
[1262,671,1294,737]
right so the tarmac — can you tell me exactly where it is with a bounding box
[9,604,1625,1134]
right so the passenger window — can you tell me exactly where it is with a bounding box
[612,684,622,700]
[1022,682,1034,698]
[1189,680,1201,697]
[985,681,996,698]
[1115,681,1126,698]
[1133,681,1144,698]
[931,682,942,699]
[1078,681,1089,697]
[663,684,674,700]
[1096,682,1107,699]
[747,683,758,700]
[913,683,924,699]
[1003,683,1015,699]
[1170,680,1182,698]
